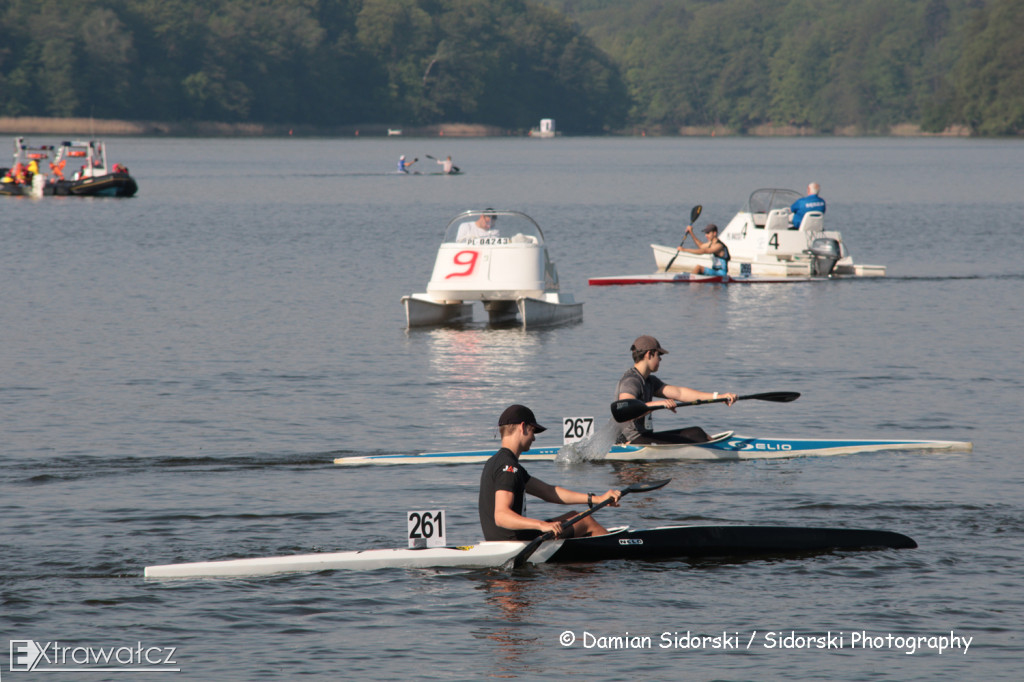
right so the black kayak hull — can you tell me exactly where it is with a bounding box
[547,525,917,563]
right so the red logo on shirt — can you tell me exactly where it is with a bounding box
[502,465,518,473]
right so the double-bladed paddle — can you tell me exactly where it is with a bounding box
[507,478,672,569]
[610,392,801,423]
[663,205,702,272]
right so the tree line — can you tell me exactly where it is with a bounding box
[1,0,1021,135]
[0,0,627,134]
[541,0,1024,135]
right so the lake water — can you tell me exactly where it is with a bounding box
[1,136,1022,680]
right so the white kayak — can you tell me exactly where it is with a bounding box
[588,272,823,285]
[334,433,972,466]
[145,524,917,579]
[144,541,563,578]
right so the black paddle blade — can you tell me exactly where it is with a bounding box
[623,478,671,493]
[611,398,648,423]
[663,205,702,272]
[745,391,801,402]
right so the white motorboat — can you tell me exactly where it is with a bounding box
[528,118,559,138]
[402,209,582,328]
[651,189,885,277]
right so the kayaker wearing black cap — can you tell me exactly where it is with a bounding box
[479,404,621,541]
[616,335,737,444]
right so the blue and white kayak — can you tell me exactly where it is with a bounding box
[333,433,972,466]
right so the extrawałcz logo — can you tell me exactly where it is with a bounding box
[10,640,180,672]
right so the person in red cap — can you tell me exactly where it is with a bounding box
[616,335,737,444]
[479,404,621,541]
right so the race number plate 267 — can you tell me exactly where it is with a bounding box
[407,510,446,548]
[562,417,594,444]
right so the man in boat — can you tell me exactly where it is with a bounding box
[436,155,457,174]
[790,182,826,228]
[479,404,621,541]
[677,223,730,277]
[616,335,737,444]
[456,209,500,242]
[397,155,417,173]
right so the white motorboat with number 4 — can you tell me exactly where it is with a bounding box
[651,189,885,277]
[401,209,582,328]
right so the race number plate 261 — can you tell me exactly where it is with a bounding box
[407,510,446,548]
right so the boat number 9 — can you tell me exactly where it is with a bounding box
[407,510,446,548]
[563,417,594,444]
[445,250,478,279]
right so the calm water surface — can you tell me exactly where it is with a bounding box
[1,137,1022,680]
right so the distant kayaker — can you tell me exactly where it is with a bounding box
[479,404,621,541]
[615,335,736,444]
[455,209,500,242]
[397,155,417,173]
[436,155,456,174]
[678,223,730,277]
[790,182,826,228]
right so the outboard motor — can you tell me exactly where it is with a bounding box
[809,237,841,276]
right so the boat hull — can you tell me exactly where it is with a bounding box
[651,243,885,278]
[58,173,138,197]
[144,525,916,578]
[333,435,972,465]
[548,525,917,563]
[402,294,473,327]
[589,272,822,285]
[144,541,563,578]
[517,294,582,327]
[1,174,138,197]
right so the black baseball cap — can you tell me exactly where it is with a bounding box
[498,404,547,432]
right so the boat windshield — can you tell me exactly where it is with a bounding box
[747,189,802,214]
[442,210,546,245]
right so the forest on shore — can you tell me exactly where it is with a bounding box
[1,0,1021,135]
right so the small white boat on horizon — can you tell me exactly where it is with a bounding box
[401,209,582,328]
[528,118,559,138]
[652,188,885,278]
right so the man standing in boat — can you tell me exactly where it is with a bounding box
[480,404,621,541]
[616,335,736,444]
[678,223,730,277]
[790,182,826,228]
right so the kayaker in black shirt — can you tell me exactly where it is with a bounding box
[479,405,621,541]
